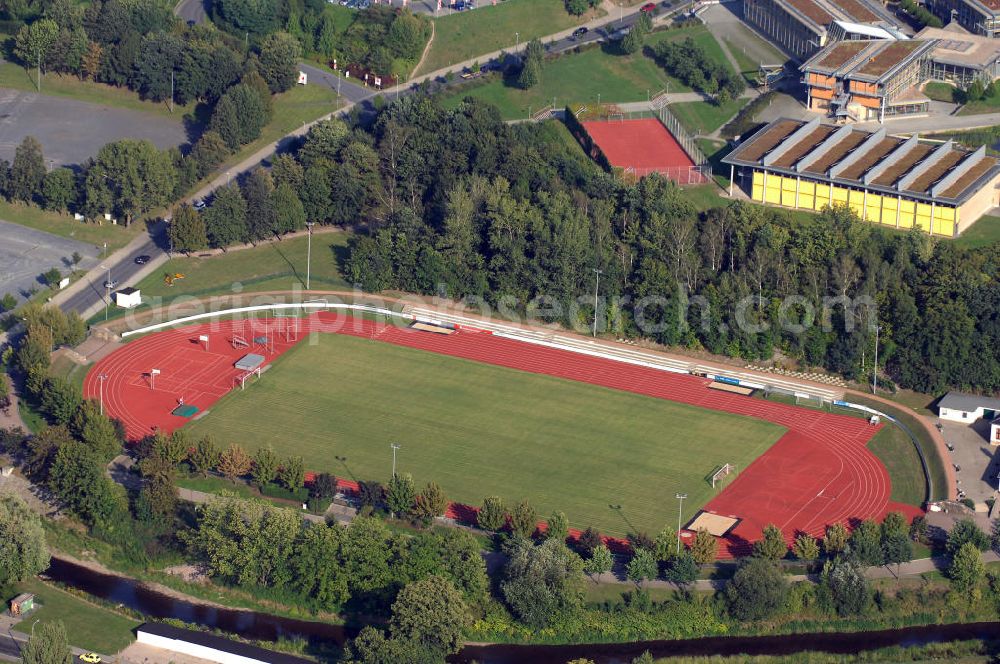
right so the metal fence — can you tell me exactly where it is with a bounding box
[623,165,712,185]
[657,104,709,168]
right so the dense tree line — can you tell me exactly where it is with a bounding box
[651,37,745,104]
[2,0,298,224]
[9,0,299,104]
[239,94,1000,395]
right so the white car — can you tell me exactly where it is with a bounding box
[193,199,207,211]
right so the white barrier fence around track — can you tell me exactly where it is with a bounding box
[118,303,844,403]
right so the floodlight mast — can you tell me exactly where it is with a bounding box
[675,492,687,555]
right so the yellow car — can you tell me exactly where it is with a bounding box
[79,654,101,663]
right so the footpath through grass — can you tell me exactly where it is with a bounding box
[417,0,603,75]
[5,578,139,653]
[185,333,785,537]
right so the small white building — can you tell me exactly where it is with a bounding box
[136,623,312,664]
[938,391,1000,423]
[114,287,141,309]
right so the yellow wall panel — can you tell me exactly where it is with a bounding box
[782,176,796,192]
[866,205,881,223]
[800,193,815,210]
[782,189,796,207]
[916,203,932,218]
[900,200,915,215]
[752,171,764,188]
[899,210,914,228]
[752,185,764,202]
[799,181,815,196]
[766,186,781,204]
[816,183,831,202]
[832,186,848,203]
[915,215,931,232]
[849,190,865,205]
[933,217,952,236]
[934,206,955,222]
[883,197,898,212]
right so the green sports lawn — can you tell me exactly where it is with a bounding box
[185,334,785,536]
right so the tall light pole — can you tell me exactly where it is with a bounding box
[305,221,315,290]
[592,268,602,337]
[872,324,881,394]
[515,31,520,52]
[391,443,401,477]
[675,492,687,555]
[98,373,108,415]
[104,266,111,321]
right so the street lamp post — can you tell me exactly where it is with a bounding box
[675,492,687,555]
[592,268,602,337]
[872,324,881,394]
[305,221,316,290]
[391,443,401,477]
[515,31,520,51]
[98,373,108,415]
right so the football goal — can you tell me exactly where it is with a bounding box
[711,463,737,489]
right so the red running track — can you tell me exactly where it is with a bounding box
[582,118,694,171]
[84,314,922,558]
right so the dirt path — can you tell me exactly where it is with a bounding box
[413,20,436,79]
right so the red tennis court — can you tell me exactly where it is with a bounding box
[582,117,706,183]
[85,313,922,558]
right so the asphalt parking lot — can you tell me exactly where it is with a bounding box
[940,420,1000,505]
[0,87,189,167]
[0,218,102,306]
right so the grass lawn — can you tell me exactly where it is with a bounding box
[0,200,139,252]
[923,81,958,103]
[132,231,351,300]
[724,38,760,84]
[0,61,196,121]
[176,474,257,500]
[185,334,786,537]
[848,395,946,503]
[442,46,673,119]
[8,578,140,653]
[958,93,1000,115]
[954,214,1000,249]
[439,25,736,120]
[417,0,602,76]
[867,421,926,507]
[668,96,747,136]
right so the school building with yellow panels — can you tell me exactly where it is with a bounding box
[722,117,1000,236]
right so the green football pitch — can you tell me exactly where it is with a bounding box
[185,334,785,536]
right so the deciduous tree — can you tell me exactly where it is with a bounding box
[389,575,470,657]
[386,473,416,517]
[218,443,252,480]
[252,445,279,487]
[477,495,506,532]
[725,557,788,621]
[0,494,49,586]
[169,204,209,253]
[9,136,46,203]
[510,499,537,539]
[20,620,72,664]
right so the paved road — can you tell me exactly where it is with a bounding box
[173,0,207,24]
[58,222,168,319]
[0,87,188,168]
[298,63,377,103]
[0,218,102,306]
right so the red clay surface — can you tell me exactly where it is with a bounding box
[85,314,922,557]
[582,118,695,172]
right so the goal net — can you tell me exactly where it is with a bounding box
[711,463,737,489]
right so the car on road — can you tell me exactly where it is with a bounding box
[103,279,118,290]
[193,199,206,211]
[571,27,589,39]
[134,255,151,265]
[79,654,101,663]
[460,68,481,79]
[640,2,657,11]
[661,0,672,7]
